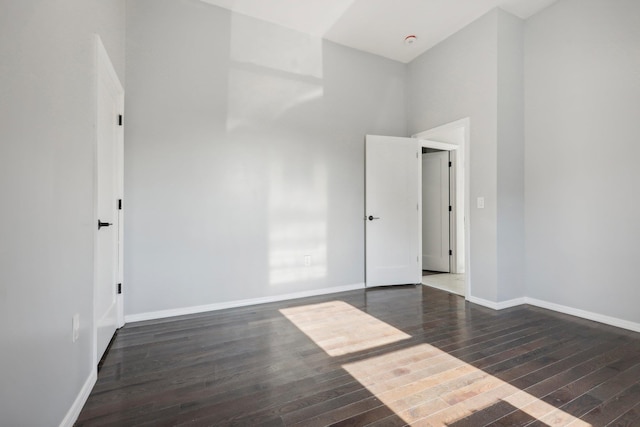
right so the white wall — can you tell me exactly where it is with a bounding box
[408,11,500,301]
[3,1,636,423]
[0,0,125,425]
[124,0,406,316]
[407,9,525,304]
[497,10,525,301]
[525,0,640,323]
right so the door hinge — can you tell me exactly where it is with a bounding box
[449,250,453,256]
[117,283,122,294]
[449,161,452,167]
[449,206,452,212]
[118,199,122,210]
[118,114,123,126]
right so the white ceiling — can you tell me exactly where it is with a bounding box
[200,0,558,63]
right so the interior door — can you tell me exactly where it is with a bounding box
[422,151,450,272]
[95,37,123,363]
[365,135,421,287]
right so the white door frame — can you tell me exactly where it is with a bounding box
[93,35,124,366]
[414,118,470,298]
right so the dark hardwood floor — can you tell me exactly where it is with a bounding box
[76,286,640,426]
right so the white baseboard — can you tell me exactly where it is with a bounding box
[467,294,640,333]
[125,281,640,335]
[125,283,365,323]
[524,297,640,334]
[467,296,526,310]
[59,368,97,427]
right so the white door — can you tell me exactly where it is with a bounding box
[365,135,421,287]
[95,36,124,363]
[422,151,450,272]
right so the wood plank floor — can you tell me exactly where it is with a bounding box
[76,286,640,426]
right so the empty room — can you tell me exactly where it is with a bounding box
[2,0,640,425]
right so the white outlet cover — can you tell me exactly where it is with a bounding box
[477,197,485,209]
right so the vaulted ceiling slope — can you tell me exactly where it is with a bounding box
[200,0,558,63]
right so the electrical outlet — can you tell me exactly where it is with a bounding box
[72,314,80,342]
[477,197,485,209]
[304,255,311,266]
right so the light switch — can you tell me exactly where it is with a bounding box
[477,197,485,209]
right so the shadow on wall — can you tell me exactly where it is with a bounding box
[225,12,329,288]
[126,0,405,313]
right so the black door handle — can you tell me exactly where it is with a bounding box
[98,220,112,230]
[368,215,380,221]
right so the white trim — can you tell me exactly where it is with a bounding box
[413,118,471,138]
[125,283,365,323]
[466,294,640,333]
[417,139,458,151]
[524,297,640,334]
[59,369,97,427]
[467,296,526,310]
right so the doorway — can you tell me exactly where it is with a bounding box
[415,119,469,297]
[363,118,470,296]
[421,148,450,273]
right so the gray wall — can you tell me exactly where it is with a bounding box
[496,11,525,301]
[124,0,406,316]
[3,1,638,423]
[407,9,525,304]
[408,10,500,301]
[0,0,125,425]
[525,0,640,322]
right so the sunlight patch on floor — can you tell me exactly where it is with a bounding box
[279,301,410,356]
[281,301,592,426]
[342,343,592,426]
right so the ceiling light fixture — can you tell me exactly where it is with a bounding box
[404,35,417,45]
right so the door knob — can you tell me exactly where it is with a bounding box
[98,220,112,230]
[368,215,380,221]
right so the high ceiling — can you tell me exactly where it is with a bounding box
[200,0,558,63]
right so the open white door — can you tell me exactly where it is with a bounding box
[95,36,124,364]
[422,151,450,272]
[365,135,421,287]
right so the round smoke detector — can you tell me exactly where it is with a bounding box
[404,35,417,45]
